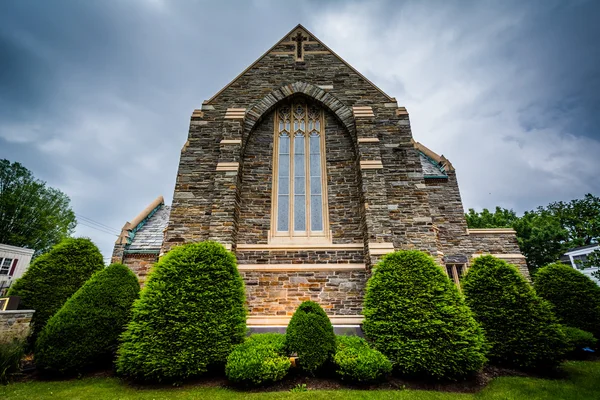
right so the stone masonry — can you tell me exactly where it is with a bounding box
[114,24,528,322]
[0,310,34,342]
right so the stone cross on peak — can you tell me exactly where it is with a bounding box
[292,30,308,61]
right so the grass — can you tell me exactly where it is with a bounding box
[0,361,598,400]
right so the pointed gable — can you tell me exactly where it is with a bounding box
[206,24,395,107]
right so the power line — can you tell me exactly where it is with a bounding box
[77,221,119,237]
[75,213,120,233]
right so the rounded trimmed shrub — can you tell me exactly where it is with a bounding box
[285,301,336,375]
[34,263,140,374]
[116,241,246,382]
[534,262,600,338]
[462,255,570,370]
[334,335,392,383]
[562,326,597,352]
[8,237,104,340]
[363,250,487,379]
[226,333,290,386]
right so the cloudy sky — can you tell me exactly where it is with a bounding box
[1,0,599,262]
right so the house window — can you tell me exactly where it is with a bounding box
[445,264,465,289]
[0,258,13,275]
[271,102,329,243]
[572,254,588,269]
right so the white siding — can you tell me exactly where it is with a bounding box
[0,244,34,293]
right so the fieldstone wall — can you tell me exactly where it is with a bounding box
[0,310,34,342]
[158,27,529,318]
[470,231,530,278]
[426,172,471,258]
[122,253,158,285]
[242,270,366,316]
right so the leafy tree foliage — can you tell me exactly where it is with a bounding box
[512,209,569,271]
[465,206,519,228]
[363,250,487,379]
[285,301,336,375]
[575,249,600,281]
[8,238,104,341]
[0,159,76,256]
[534,263,600,338]
[462,256,570,369]
[35,264,140,374]
[465,194,600,272]
[116,241,246,383]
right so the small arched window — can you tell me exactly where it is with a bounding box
[271,102,329,243]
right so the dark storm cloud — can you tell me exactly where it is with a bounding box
[1,0,599,259]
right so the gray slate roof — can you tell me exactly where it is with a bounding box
[419,152,447,178]
[128,205,171,251]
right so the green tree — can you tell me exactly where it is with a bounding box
[465,194,600,273]
[513,209,569,271]
[465,206,519,228]
[0,159,76,256]
[575,249,600,282]
[547,194,600,247]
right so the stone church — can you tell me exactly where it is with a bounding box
[112,25,527,329]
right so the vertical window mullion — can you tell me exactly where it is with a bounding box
[305,110,311,237]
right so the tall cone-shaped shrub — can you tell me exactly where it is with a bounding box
[9,237,104,341]
[35,263,140,374]
[116,241,246,382]
[462,255,570,369]
[534,262,600,339]
[285,301,336,375]
[363,250,487,379]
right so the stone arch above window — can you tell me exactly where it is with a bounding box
[243,82,356,141]
[270,101,330,245]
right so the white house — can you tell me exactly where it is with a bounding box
[563,244,600,285]
[0,244,35,296]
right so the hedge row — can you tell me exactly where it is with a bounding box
[23,240,591,383]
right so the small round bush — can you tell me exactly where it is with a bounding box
[462,255,570,370]
[334,335,392,383]
[8,238,104,341]
[363,250,487,379]
[285,301,336,375]
[226,333,290,386]
[534,263,600,338]
[34,263,140,374]
[116,241,246,382]
[562,326,597,352]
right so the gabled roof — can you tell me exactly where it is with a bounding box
[207,24,395,103]
[128,205,171,252]
[115,196,170,253]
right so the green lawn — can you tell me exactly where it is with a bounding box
[1,361,598,400]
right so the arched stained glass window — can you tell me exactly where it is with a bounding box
[271,102,328,242]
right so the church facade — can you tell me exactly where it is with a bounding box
[112,25,527,327]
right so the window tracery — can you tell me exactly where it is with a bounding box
[271,102,328,243]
